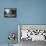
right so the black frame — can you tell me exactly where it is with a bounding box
[4,8,17,18]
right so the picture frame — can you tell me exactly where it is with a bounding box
[4,8,17,18]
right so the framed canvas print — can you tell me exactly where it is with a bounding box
[4,8,17,18]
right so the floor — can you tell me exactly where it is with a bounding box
[0,44,18,46]
[0,40,46,46]
[19,39,46,46]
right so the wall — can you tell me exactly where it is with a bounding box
[0,0,46,44]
